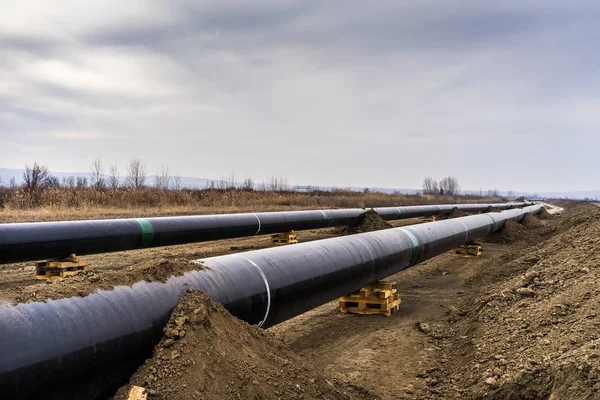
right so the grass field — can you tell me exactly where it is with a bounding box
[0,186,501,222]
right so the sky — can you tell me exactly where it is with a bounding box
[1,1,599,192]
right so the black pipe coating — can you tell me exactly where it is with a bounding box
[0,205,541,399]
[0,202,530,265]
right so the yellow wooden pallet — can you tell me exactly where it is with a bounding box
[339,296,401,316]
[35,254,88,281]
[451,244,482,258]
[271,230,298,245]
[128,386,147,400]
[339,282,401,316]
[355,281,396,298]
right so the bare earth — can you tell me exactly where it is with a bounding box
[2,203,598,399]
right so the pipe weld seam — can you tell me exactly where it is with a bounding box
[252,214,262,235]
[396,227,421,266]
[458,220,469,241]
[136,219,155,247]
[236,255,271,327]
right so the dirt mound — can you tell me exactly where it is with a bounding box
[5,258,200,304]
[115,291,376,400]
[448,209,468,219]
[340,209,392,234]
[520,213,543,228]
[432,204,600,399]
[484,219,540,244]
[556,203,600,232]
[438,208,468,220]
[536,207,553,220]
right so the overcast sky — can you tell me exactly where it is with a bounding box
[1,1,598,192]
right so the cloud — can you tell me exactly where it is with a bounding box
[0,0,598,192]
[52,131,104,140]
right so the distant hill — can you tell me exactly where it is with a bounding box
[0,167,597,199]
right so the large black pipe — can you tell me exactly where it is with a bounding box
[0,202,530,264]
[0,205,541,399]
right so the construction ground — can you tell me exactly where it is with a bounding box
[1,201,599,399]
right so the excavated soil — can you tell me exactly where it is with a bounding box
[483,217,540,244]
[537,207,553,220]
[438,208,469,220]
[114,290,376,400]
[484,211,557,246]
[555,203,600,232]
[426,203,600,399]
[520,213,544,229]
[447,208,468,218]
[340,209,392,234]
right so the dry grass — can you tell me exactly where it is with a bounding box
[0,187,501,223]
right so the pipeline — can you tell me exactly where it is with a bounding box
[0,201,530,265]
[0,204,541,399]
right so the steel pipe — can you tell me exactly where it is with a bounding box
[0,202,530,265]
[0,205,541,399]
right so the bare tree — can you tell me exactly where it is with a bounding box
[447,176,460,195]
[268,174,288,191]
[242,176,254,191]
[63,176,76,189]
[154,166,172,190]
[422,177,438,195]
[9,177,17,189]
[76,176,88,189]
[44,175,60,188]
[173,175,182,190]
[91,157,106,189]
[228,170,236,190]
[0,175,3,188]
[439,176,460,196]
[23,163,50,192]
[108,164,120,189]
[215,177,227,190]
[126,158,147,189]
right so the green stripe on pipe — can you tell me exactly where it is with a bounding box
[136,219,155,247]
[398,228,421,266]
[319,211,330,220]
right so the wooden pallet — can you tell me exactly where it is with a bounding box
[355,281,396,299]
[339,282,401,316]
[451,244,482,258]
[35,254,88,281]
[127,386,147,400]
[271,230,298,245]
[421,216,436,222]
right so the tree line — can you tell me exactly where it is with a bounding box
[422,176,460,196]
[0,158,288,193]
[0,158,182,193]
